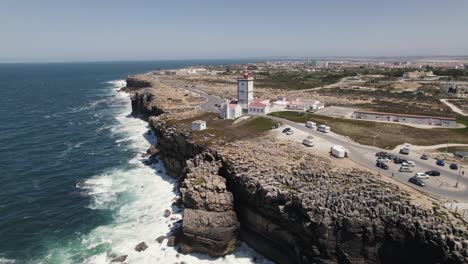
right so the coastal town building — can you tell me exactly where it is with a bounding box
[248,98,271,115]
[402,70,438,80]
[439,82,468,98]
[237,70,254,109]
[191,120,207,131]
[219,100,242,119]
[352,110,457,127]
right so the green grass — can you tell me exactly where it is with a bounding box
[193,177,205,185]
[270,111,468,149]
[245,117,276,132]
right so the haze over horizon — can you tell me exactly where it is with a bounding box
[1,0,468,63]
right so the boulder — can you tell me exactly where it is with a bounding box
[156,235,165,244]
[110,255,127,262]
[164,209,171,217]
[134,241,148,252]
[167,235,178,247]
[180,209,239,256]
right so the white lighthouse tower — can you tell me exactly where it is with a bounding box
[237,69,254,110]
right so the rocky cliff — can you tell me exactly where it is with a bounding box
[126,80,468,264]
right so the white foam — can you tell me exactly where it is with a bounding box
[0,257,16,264]
[50,80,272,264]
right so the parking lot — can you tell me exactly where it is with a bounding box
[314,106,357,117]
[265,114,468,201]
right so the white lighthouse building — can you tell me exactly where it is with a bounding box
[237,70,254,110]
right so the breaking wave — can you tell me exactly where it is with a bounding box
[42,80,270,264]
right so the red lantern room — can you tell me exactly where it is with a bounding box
[243,69,249,78]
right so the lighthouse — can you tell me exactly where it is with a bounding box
[237,69,254,110]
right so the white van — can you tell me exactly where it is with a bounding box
[331,145,348,158]
[400,143,411,155]
[302,137,314,147]
[305,121,317,129]
[399,166,414,173]
[317,125,330,133]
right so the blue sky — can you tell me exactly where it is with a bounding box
[1,0,467,62]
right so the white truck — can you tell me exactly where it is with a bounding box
[400,143,411,155]
[317,125,330,133]
[331,145,348,158]
[305,121,317,129]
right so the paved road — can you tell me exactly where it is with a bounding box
[159,80,223,113]
[265,115,468,202]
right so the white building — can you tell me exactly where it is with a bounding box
[273,96,289,107]
[191,120,207,131]
[237,70,254,109]
[352,110,457,127]
[248,98,271,115]
[286,99,325,111]
[219,100,242,119]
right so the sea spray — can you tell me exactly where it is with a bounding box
[43,80,270,264]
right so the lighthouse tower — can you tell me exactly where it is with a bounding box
[237,69,254,110]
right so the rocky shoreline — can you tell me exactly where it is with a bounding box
[124,75,468,264]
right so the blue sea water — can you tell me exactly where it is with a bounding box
[0,61,270,264]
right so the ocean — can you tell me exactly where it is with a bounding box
[0,61,270,264]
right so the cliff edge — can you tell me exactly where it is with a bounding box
[124,74,468,264]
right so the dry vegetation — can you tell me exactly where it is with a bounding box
[169,113,276,146]
[272,111,468,149]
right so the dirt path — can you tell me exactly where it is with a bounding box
[441,99,467,116]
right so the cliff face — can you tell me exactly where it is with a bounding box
[127,84,468,264]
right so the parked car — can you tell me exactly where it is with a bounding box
[377,157,390,163]
[409,177,425,187]
[450,163,459,170]
[286,130,294,135]
[425,170,441,176]
[414,172,430,179]
[399,166,414,173]
[420,154,429,160]
[402,161,416,167]
[376,162,389,170]
[282,127,292,133]
[387,154,398,160]
[375,151,388,157]
[394,158,407,164]
[436,159,445,166]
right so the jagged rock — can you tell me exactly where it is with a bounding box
[134,242,148,252]
[110,255,127,262]
[156,235,165,243]
[147,145,159,155]
[180,209,239,256]
[167,235,178,247]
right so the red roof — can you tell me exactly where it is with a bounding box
[355,110,456,121]
[249,102,267,108]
